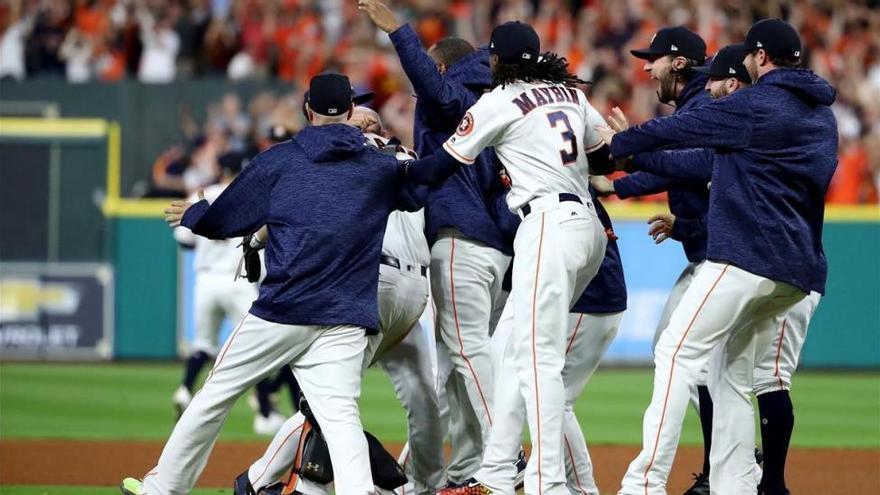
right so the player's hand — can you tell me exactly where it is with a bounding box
[589,176,615,197]
[647,213,675,244]
[607,107,630,132]
[164,189,204,228]
[358,0,401,33]
[349,111,379,131]
[595,124,616,147]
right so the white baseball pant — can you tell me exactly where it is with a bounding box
[505,196,606,494]
[619,261,805,495]
[144,315,371,495]
[248,263,440,494]
[431,230,511,462]
[753,291,820,396]
[652,261,705,404]
[191,272,257,354]
[477,296,621,494]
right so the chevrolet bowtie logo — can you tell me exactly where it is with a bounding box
[0,279,80,322]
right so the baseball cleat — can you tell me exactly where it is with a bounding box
[120,477,146,495]
[234,471,256,495]
[253,411,287,436]
[682,472,709,495]
[234,471,285,495]
[437,478,492,494]
[172,385,192,420]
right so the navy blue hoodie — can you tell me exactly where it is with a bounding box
[610,69,838,294]
[613,73,712,262]
[389,24,515,254]
[181,124,423,333]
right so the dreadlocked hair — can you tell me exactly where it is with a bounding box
[492,52,588,88]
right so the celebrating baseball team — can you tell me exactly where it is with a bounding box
[119,0,838,494]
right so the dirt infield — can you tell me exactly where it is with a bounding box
[1,440,878,493]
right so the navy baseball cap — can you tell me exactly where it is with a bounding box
[307,73,353,116]
[742,18,801,61]
[631,26,707,64]
[303,87,372,119]
[694,44,751,83]
[490,21,540,64]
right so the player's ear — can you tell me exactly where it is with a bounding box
[671,56,687,72]
[757,48,769,67]
[347,104,354,120]
[305,103,314,123]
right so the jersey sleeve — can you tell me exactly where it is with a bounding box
[582,98,606,154]
[442,93,512,165]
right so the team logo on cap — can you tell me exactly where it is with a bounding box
[670,44,678,51]
[756,41,763,48]
[456,112,474,137]
[729,67,737,74]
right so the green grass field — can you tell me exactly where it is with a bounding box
[2,362,878,449]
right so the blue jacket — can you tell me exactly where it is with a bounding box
[610,69,838,294]
[390,24,516,254]
[613,73,712,262]
[571,190,627,314]
[181,124,423,333]
[631,148,714,247]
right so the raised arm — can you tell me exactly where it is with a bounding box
[359,1,480,120]
[631,148,714,182]
[608,92,754,158]
[387,24,479,118]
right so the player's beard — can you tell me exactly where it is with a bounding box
[656,71,678,104]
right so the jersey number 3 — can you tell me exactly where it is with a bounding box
[547,111,578,165]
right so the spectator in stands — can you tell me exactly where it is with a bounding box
[0,0,34,81]
[137,3,179,83]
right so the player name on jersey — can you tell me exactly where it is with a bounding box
[512,85,581,115]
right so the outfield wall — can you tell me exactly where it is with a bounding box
[109,213,880,368]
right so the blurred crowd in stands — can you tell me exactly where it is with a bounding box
[2,0,877,203]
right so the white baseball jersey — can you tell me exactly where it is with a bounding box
[173,183,242,276]
[443,82,606,212]
[364,132,430,267]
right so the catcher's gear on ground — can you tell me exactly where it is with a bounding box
[290,399,408,491]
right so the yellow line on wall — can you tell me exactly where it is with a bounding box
[102,198,170,218]
[0,118,109,138]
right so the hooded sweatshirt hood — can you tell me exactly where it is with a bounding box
[445,49,493,91]
[760,68,836,106]
[295,124,366,162]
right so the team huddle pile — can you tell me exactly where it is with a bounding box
[124,2,838,495]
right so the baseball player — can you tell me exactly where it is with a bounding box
[172,152,286,437]
[445,187,626,495]
[589,26,714,494]
[624,44,823,495]
[359,2,518,482]
[235,106,445,495]
[598,19,838,494]
[404,21,617,493]
[121,73,465,495]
